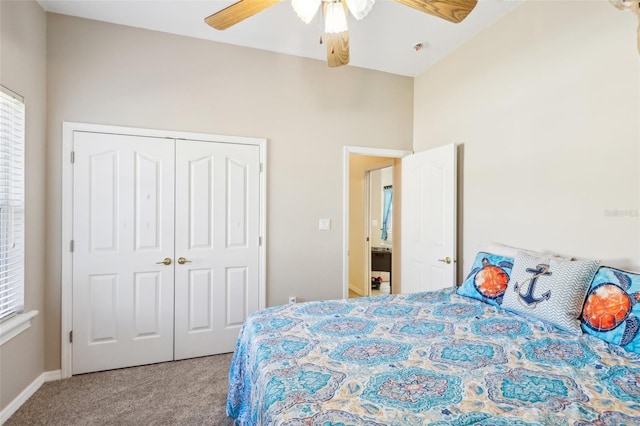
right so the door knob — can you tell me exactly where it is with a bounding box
[438,256,452,264]
[156,257,172,266]
[177,257,192,265]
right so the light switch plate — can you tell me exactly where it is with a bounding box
[319,218,331,230]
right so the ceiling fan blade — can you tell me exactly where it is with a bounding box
[393,0,478,24]
[326,32,350,67]
[205,0,282,30]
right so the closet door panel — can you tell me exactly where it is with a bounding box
[174,140,260,359]
[72,132,175,375]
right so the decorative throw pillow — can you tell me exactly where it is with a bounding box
[456,252,514,307]
[581,266,640,354]
[501,251,600,335]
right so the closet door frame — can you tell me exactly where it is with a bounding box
[60,122,267,379]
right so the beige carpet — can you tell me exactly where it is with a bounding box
[6,353,235,425]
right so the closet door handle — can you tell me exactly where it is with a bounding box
[438,257,452,264]
[156,258,172,266]
[177,257,192,265]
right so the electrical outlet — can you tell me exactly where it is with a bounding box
[319,219,331,230]
[288,296,297,304]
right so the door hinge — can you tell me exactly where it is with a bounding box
[70,240,75,252]
[259,236,262,246]
[69,330,73,343]
[70,151,75,163]
[259,163,263,173]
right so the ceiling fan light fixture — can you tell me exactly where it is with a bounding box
[324,1,348,33]
[345,0,375,20]
[292,0,322,24]
[204,0,481,68]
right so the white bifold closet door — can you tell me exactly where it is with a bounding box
[173,140,260,360]
[72,131,260,374]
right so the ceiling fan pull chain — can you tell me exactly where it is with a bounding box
[609,0,640,54]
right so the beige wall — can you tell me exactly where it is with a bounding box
[414,0,640,278]
[45,14,414,370]
[0,0,47,411]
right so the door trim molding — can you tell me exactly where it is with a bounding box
[342,146,412,300]
[61,122,267,379]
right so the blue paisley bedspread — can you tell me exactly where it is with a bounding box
[226,287,640,425]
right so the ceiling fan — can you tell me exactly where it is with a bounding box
[204,0,478,67]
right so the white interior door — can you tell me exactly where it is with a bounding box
[72,132,175,374]
[173,140,261,360]
[401,143,456,293]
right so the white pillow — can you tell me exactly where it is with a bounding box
[484,242,545,258]
[485,242,572,260]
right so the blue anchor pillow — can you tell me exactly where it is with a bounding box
[501,251,600,335]
[456,251,514,307]
[581,266,640,354]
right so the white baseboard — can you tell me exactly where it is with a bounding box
[348,284,363,296]
[42,370,61,382]
[0,370,61,424]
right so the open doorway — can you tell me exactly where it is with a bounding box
[342,146,412,300]
[369,166,393,297]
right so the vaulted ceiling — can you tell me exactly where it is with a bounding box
[38,0,524,76]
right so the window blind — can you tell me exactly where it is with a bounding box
[0,86,25,322]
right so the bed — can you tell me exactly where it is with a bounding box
[227,251,640,425]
